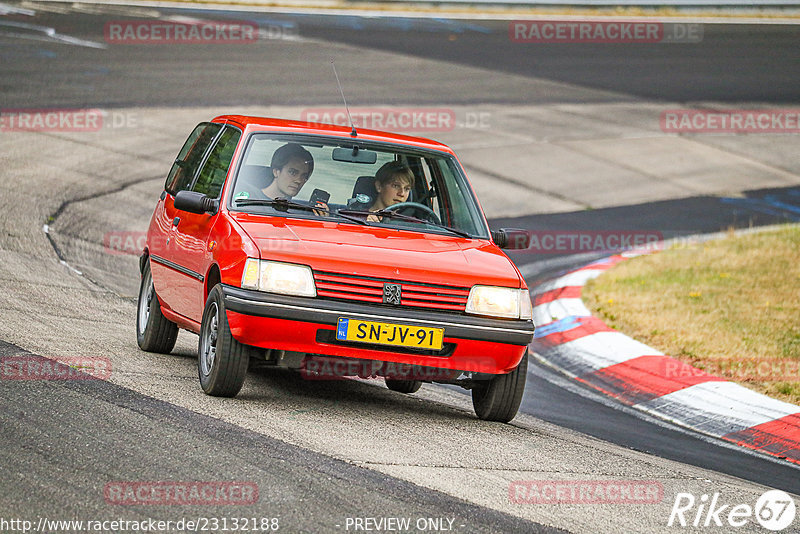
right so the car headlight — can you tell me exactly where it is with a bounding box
[241,259,316,297]
[466,286,532,320]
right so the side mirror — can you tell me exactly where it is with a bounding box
[174,190,218,215]
[491,228,530,250]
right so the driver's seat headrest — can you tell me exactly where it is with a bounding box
[350,175,377,205]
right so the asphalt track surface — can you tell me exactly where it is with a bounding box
[0,339,548,533]
[2,3,800,531]
[2,9,799,107]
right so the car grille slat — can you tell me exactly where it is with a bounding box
[313,270,469,313]
[401,291,467,304]
[400,300,465,311]
[317,290,384,303]
[315,282,382,297]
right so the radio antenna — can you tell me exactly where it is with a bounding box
[331,58,357,137]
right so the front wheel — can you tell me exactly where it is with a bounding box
[471,351,528,423]
[136,261,178,354]
[198,285,254,397]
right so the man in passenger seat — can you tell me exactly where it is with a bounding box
[263,143,315,199]
[235,143,328,214]
[235,143,315,201]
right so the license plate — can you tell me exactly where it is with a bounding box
[336,318,444,350]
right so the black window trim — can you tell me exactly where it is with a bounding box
[188,123,242,200]
[164,121,220,196]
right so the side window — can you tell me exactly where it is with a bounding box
[410,157,437,210]
[434,158,484,235]
[408,157,441,218]
[193,126,242,199]
[164,123,222,195]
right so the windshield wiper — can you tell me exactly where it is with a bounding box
[339,208,473,238]
[328,210,369,225]
[235,198,368,225]
[235,197,316,212]
[423,221,473,239]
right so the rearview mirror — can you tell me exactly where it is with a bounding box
[332,147,378,164]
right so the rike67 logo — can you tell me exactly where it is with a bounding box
[668,490,796,531]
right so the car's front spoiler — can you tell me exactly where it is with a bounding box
[221,285,534,346]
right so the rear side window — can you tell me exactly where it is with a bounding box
[193,126,242,199]
[164,123,222,195]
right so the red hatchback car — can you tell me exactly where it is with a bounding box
[137,116,534,422]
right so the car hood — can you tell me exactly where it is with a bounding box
[231,214,523,288]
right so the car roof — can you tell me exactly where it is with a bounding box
[212,115,456,155]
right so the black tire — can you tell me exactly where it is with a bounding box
[385,378,422,394]
[136,260,178,354]
[471,351,528,423]
[198,285,253,397]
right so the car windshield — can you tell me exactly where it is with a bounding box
[228,133,490,239]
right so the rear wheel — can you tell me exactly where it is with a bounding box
[136,261,178,354]
[385,378,422,394]
[198,285,253,397]
[471,351,528,423]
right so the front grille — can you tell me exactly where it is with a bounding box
[313,270,469,313]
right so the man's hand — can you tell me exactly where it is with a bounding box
[312,201,329,217]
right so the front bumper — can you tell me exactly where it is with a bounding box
[222,285,534,375]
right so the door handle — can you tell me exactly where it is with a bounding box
[173,217,181,227]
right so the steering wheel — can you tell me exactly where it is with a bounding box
[384,202,441,225]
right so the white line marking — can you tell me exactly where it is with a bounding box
[533,297,591,325]
[0,21,107,49]
[539,330,663,376]
[533,269,605,293]
[0,3,35,16]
